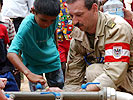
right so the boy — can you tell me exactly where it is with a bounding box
[7,0,64,91]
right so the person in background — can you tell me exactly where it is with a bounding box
[0,0,17,82]
[1,0,34,89]
[98,0,107,11]
[0,78,13,100]
[123,9,133,93]
[98,0,133,27]
[1,0,34,32]
[0,23,19,91]
[123,0,133,11]
[7,0,64,92]
[123,8,133,27]
[0,0,16,44]
[64,0,133,94]
[123,0,133,27]
[56,0,73,78]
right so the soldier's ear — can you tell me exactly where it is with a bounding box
[92,3,98,12]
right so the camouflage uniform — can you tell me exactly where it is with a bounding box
[64,11,133,93]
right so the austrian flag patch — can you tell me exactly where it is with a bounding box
[105,43,130,63]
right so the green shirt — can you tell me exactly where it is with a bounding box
[8,14,61,74]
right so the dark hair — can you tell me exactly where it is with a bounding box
[34,0,60,16]
[0,0,3,6]
[66,0,98,10]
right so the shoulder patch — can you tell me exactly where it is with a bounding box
[107,20,116,29]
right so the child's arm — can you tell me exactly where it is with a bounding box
[0,89,13,100]
[0,89,8,100]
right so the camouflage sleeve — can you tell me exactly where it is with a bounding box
[64,38,86,91]
[94,21,133,90]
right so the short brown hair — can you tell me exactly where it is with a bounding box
[66,0,98,10]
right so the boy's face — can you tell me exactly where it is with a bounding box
[34,13,57,29]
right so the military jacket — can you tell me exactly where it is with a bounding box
[65,11,133,91]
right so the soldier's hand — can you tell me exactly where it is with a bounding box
[86,84,100,91]
[46,87,63,92]
[8,98,14,100]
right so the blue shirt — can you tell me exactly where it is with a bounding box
[8,14,61,74]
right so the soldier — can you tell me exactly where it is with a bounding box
[64,0,133,94]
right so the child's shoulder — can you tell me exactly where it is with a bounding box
[20,14,35,29]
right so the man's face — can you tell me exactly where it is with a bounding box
[67,0,98,33]
[35,13,57,29]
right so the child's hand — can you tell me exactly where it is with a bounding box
[0,78,7,89]
[26,72,46,85]
[0,78,7,86]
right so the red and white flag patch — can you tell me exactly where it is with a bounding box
[105,43,130,63]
